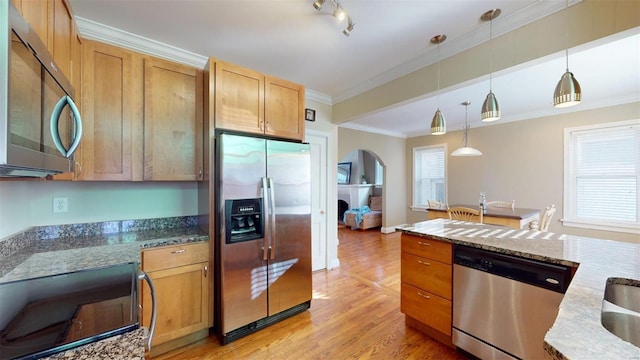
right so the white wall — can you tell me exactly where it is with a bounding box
[0,181,198,239]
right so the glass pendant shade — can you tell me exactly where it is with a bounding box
[431,109,446,135]
[481,91,500,122]
[451,146,483,157]
[553,70,581,108]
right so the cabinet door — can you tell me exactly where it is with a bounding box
[214,60,264,135]
[141,262,209,346]
[79,40,143,181]
[265,76,305,141]
[144,58,203,181]
[51,0,72,79]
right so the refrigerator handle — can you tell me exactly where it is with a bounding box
[262,177,269,261]
[268,177,276,260]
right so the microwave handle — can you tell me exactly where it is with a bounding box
[138,270,157,351]
[50,95,83,158]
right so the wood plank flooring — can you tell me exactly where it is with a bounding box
[151,227,467,359]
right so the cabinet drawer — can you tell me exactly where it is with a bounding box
[401,252,452,299]
[400,283,452,336]
[401,234,452,264]
[142,242,209,272]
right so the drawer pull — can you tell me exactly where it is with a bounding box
[171,249,186,254]
[417,292,431,299]
[417,260,431,266]
[417,241,431,246]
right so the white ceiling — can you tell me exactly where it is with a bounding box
[68,0,640,138]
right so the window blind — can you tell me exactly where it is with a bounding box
[413,146,445,206]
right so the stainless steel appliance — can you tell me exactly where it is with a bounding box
[0,263,156,360]
[215,132,312,344]
[453,246,572,360]
[0,1,82,177]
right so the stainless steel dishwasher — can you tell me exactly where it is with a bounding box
[452,245,572,360]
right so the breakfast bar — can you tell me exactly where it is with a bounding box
[398,219,640,359]
[426,204,541,229]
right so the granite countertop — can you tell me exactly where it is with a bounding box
[0,226,209,284]
[398,219,640,359]
[41,328,146,360]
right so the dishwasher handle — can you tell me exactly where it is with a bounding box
[138,271,157,351]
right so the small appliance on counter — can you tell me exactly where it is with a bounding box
[0,263,156,360]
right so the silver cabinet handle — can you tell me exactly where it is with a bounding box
[204,265,208,278]
[171,249,186,254]
[417,292,431,299]
[417,241,431,246]
[417,260,431,266]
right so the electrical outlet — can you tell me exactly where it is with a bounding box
[53,197,68,213]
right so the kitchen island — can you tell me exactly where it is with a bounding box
[398,219,640,359]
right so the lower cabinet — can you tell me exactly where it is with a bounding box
[400,234,453,342]
[141,242,210,349]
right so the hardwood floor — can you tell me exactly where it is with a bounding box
[151,227,467,359]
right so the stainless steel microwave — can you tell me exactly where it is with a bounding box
[0,1,82,178]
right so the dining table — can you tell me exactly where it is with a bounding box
[427,204,541,230]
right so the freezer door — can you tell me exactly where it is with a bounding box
[266,140,312,315]
[218,134,268,333]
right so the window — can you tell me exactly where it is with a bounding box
[413,144,446,210]
[564,120,640,234]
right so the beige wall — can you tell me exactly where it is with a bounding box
[0,181,198,239]
[338,128,406,229]
[405,101,640,243]
[333,0,640,123]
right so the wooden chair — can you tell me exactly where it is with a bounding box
[428,199,443,208]
[539,204,556,232]
[447,206,483,224]
[486,200,515,209]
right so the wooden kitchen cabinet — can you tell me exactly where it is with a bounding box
[78,40,143,181]
[143,58,204,181]
[141,242,210,350]
[400,234,453,343]
[214,59,305,141]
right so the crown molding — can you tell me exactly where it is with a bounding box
[332,0,581,104]
[305,89,333,105]
[338,122,408,139]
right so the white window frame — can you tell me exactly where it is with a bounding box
[563,119,640,234]
[411,144,447,211]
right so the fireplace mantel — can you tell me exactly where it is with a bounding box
[338,184,372,209]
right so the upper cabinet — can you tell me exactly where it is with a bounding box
[213,59,305,141]
[143,58,204,181]
[78,40,203,181]
[78,40,143,181]
[14,0,75,82]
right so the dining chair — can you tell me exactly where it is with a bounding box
[447,206,483,224]
[539,204,556,232]
[428,199,443,208]
[486,200,515,209]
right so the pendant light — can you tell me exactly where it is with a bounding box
[481,9,501,122]
[430,34,447,135]
[451,101,482,157]
[553,0,581,108]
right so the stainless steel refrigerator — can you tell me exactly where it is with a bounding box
[214,132,312,344]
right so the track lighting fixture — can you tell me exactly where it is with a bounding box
[343,18,355,37]
[313,0,325,11]
[312,0,354,37]
[430,34,447,135]
[481,9,501,122]
[553,0,581,108]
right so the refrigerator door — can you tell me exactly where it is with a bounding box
[266,140,312,315]
[218,134,268,334]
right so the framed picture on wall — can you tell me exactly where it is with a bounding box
[338,162,351,184]
[305,108,316,122]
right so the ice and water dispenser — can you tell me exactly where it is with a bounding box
[225,198,263,244]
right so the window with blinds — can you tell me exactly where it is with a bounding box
[413,145,446,209]
[564,120,640,233]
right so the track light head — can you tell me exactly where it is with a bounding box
[313,0,325,11]
[333,4,346,22]
[343,18,355,37]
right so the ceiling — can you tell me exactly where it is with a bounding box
[68,0,640,138]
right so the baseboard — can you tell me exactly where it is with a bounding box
[380,226,397,234]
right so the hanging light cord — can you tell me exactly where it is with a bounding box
[489,14,493,91]
[564,0,570,71]
[437,42,441,108]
